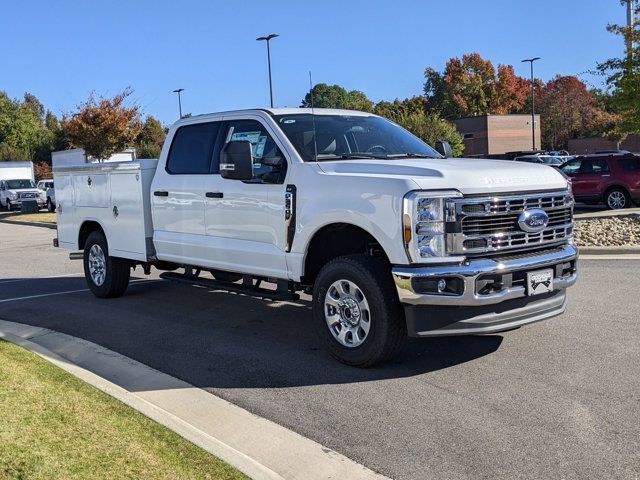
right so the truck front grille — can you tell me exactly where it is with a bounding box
[449,191,574,256]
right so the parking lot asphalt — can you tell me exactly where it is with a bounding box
[1,222,639,480]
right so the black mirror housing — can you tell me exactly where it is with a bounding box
[435,141,453,158]
[220,141,254,180]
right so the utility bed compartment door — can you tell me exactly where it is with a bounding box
[74,173,108,207]
[54,174,76,247]
[108,170,149,258]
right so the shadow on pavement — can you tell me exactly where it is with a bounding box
[0,276,504,390]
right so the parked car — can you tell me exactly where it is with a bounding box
[53,108,577,366]
[514,154,564,167]
[37,179,56,212]
[560,153,640,209]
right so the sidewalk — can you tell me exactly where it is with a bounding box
[0,319,387,480]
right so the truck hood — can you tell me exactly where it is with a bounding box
[7,188,41,194]
[316,157,569,195]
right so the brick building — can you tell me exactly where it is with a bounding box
[453,114,541,157]
[567,135,640,154]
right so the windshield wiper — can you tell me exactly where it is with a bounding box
[340,153,388,160]
[385,153,438,159]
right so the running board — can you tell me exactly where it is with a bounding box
[159,272,300,302]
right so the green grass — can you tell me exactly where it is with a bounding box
[0,211,56,224]
[0,340,247,480]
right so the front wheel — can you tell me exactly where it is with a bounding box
[312,255,406,367]
[6,200,12,211]
[606,188,631,210]
[83,231,131,298]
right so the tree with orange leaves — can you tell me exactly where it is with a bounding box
[424,53,529,119]
[62,88,142,161]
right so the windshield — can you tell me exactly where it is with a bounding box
[539,156,563,166]
[274,114,442,161]
[5,179,36,189]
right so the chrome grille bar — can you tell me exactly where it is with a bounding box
[448,190,574,256]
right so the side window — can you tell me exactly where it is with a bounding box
[620,158,640,171]
[166,122,220,174]
[591,159,610,173]
[561,160,581,175]
[223,120,287,183]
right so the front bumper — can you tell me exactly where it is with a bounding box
[392,244,578,336]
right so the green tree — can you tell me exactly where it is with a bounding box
[135,115,166,158]
[596,1,640,138]
[395,111,464,156]
[301,83,374,111]
[0,91,50,161]
[62,88,142,161]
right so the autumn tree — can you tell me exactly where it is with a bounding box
[537,75,621,149]
[424,53,529,119]
[301,83,374,112]
[62,88,142,161]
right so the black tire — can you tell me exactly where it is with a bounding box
[605,187,632,210]
[6,200,12,211]
[47,198,55,212]
[312,254,406,367]
[210,270,243,283]
[83,230,130,298]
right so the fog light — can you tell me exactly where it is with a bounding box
[437,278,447,292]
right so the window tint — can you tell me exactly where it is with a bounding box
[580,159,610,174]
[223,120,286,183]
[620,157,640,171]
[561,160,581,175]
[166,122,220,174]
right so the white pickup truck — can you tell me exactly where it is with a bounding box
[53,108,577,366]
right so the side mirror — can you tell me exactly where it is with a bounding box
[435,141,453,158]
[220,141,254,181]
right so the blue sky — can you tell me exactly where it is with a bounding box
[1,0,627,125]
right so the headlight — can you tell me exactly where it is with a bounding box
[8,192,17,200]
[403,190,462,263]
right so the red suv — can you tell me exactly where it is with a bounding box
[560,153,640,209]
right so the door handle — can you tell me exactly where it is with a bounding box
[206,192,224,199]
[154,191,169,197]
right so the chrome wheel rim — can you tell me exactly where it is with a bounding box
[88,244,106,286]
[608,191,626,209]
[324,279,371,348]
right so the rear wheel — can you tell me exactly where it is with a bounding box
[606,187,631,210]
[312,255,406,367]
[83,230,130,298]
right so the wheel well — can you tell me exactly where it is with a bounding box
[302,223,389,285]
[605,185,630,196]
[78,221,104,249]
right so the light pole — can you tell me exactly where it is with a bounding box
[172,88,184,118]
[521,57,541,150]
[256,34,279,108]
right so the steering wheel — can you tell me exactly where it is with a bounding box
[366,145,388,154]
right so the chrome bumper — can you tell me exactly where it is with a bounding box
[392,244,578,307]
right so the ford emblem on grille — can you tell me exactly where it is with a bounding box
[518,209,549,233]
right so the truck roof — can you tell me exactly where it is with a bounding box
[178,107,375,124]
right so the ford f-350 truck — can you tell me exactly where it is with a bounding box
[53,108,577,366]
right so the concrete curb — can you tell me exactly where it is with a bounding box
[0,219,56,229]
[0,319,388,480]
[579,245,640,255]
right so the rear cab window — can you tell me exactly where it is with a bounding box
[166,122,221,174]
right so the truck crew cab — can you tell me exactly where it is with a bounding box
[53,108,578,366]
